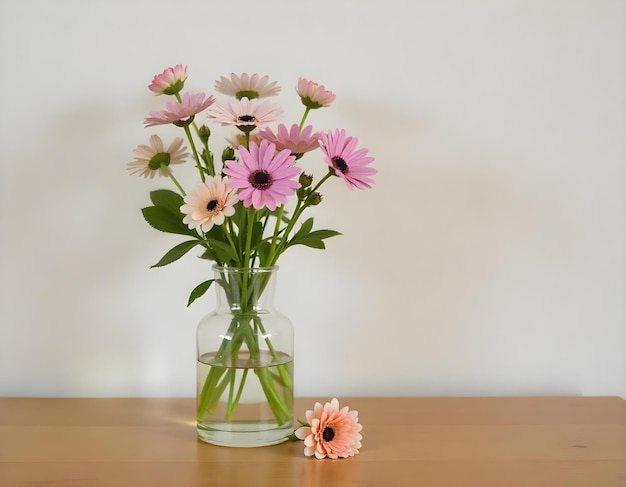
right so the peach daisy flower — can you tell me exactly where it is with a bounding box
[297,78,336,109]
[295,398,362,459]
[258,124,321,158]
[207,97,283,132]
[148,64,188,95]
[144,92,216,127]
[215,73,281,99]
[127,134,188,179]
[180,176,239,232]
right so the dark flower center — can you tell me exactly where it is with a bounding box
[206,199,219,212]
[332,156,349,174]
[249,170,272,189]
[322,426,335,442]
[238,115,256,123]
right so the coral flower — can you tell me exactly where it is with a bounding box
[319,129,376,190]
[215,73,281,99]
[295,398,363,459]
[148,64,188,95]
[258,124,321,158]
[207,97,283,132]
[127,134,188,178]
[180,176,239,232]
[223,140,300,211]
[297,78,336,109]
[144,92,216,127]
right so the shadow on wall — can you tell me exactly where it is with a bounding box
[289,97,581,396]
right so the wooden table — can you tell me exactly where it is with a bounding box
[1,396,625,486]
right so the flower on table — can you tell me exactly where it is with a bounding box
[149,64,188,95]
[319,129,376,190]
[144,92,216,127]
[180,176,238,232]
[295,398,362,459]
[297,78,336,109]
[223,139,300,211]
[258,124,321,159]
[215,72,281,99]
[207,97,283,132]
[127,134,188,179]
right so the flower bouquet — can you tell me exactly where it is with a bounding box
[128,65,375,446]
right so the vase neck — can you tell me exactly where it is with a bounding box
[213,266,278,313]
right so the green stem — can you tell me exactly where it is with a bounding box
[298,107,311,131]
[183,125,204,182]
[160,164,186,196]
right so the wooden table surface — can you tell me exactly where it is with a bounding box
[1,396,625,486]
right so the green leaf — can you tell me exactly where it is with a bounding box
[199,248,219,262]
[207,238,240,265]
[149,189,185,214]
[188,279,215,307]
[150,240,200,268]
[289,228,341,249]
[292,217,314,241]
[141,206,197,237]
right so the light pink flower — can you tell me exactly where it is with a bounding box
[258,124,321,158]
[207,97,283,130]
[148,64,188,95]
[144,92,216,127]
[180,176,238,232]
[319,129,376,190]
[215,73,281,99]
[295,398,362,459]
[297,78,336,109]
[127,134,188,178]
[223,140,300,211]
[225,131,263,149]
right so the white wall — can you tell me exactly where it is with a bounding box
[1,0,624,399]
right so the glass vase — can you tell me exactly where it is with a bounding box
[196,265,294,447]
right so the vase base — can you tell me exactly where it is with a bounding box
[197,422,293,448]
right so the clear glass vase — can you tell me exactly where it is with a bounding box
[196,265,294,447]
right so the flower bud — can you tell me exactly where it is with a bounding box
[197,125,211,144]
[299,172,313,188]
[222,146,236,163]
[308,192,323,205]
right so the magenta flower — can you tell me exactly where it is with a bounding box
[223,140,300,211]
[258,124,321,158]
[297,78,336,109]
[144,92,216,127]
[148,64,188,95]
[295,398,363,459]
[215,73,281,99]
[319,129,376,190]
[207,97,283,131]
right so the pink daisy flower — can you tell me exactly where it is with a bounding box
[127,134,188,178]
[297,78,336,109]
[180,176,239,232]
[319,129,376,190]
[148,64,188,95]
[215,73,281,99]
[295,398,363,459]
[223,140,300,211]
[258,124,321,158]
[144,92,216,127]
[207,97,283,132]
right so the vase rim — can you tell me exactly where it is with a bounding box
[212,264,279,272]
